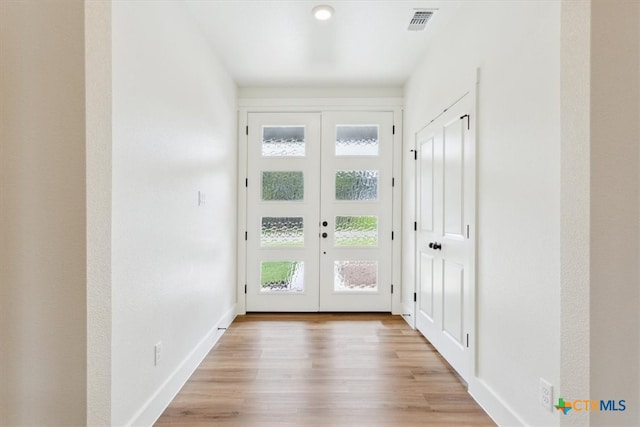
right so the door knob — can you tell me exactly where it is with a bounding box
[428,242,434,249]
[433,242,442,250]
[322,232,328,238]
[322,221,328,227]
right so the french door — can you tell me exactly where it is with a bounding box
[415,94,475,382]
[246,111,394,312]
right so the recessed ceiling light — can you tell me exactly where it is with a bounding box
[312,5,334,21]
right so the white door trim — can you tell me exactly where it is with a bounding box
[413,75,478,382]
[236,99,403,315]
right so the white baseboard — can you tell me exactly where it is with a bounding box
[126,304,237,427]
[468,377,526,426]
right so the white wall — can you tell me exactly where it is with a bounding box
[0,1,87,425]
[111,1,237,425]
[86,1,113,425]
[238,87,403,99]
[404,2,561,425]
[560,1,591,425]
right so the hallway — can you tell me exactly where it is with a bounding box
[155,314,494,426]
[3,1,639,425]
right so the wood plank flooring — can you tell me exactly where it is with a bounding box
[155,313,495,427]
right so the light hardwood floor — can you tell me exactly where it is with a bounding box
[155,313,495,427]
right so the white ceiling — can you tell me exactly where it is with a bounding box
[185,0,453,88]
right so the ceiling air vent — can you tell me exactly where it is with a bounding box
[408,10,434,31]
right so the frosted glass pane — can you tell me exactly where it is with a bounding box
[335,216,378,247]
[335,125,379,156]
[335,170,378,201]
[262,171,304,201]
[261,217,304,247]
[262,126,305,157]
[261,261,304,292]
[334,261,378,291]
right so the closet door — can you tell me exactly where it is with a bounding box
[415,95,475,381]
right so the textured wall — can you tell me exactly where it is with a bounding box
[0,1,87,425]
[560,1,592,425]
[404,2,561,425]
[590,1,640,425]
[85,1,112,425]
[111,1,237,424]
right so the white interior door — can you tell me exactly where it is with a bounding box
[415,94,475,381]
[246,111,394,312]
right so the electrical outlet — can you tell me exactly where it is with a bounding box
[540,378,553,411]
[154,342,162,366]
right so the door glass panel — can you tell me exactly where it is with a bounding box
[261,261,304,292]
[335,125,379,156]
[334,216,378,247]
[334,260,378,291]
[262,126,305,157]
[261,217,304,247]
[261,171,304,201]
[335,170,378,201]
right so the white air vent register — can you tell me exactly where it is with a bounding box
[408,10,434,31]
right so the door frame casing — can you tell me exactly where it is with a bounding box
[412,71,478,381]
[236,97,404,314]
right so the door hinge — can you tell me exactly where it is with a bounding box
[466,333,470,348]
[391,284,394,294]
[244,284,247,294]
[246,125,248,135]
[460,114,470,130]
[413,292,417,302]
[391,231,394,240]
[245,231,248,240]
[392,125,395,135]
[413,150,417,160]
[245,178,248,187]
[414,221,417,231]
[392,177,395,187]
[466,224,470,239]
